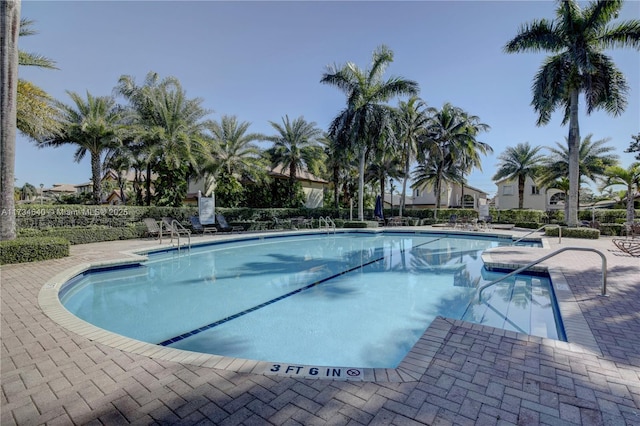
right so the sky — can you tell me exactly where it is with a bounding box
[15,0,640,197]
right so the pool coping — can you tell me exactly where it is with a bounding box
[38,230,600,383]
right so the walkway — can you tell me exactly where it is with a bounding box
[2,229,639,425]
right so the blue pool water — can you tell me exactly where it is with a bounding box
[60,232,563,368]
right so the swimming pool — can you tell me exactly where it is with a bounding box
[60,231,564,368]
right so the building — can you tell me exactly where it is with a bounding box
[494,177,565,210]
[391,182,489,210]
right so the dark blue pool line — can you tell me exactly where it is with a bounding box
[157,237,444,346]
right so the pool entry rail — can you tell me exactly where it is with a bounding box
[319,216,336,233]
[513,224,562,245]
[478,247,607,302]
[160,219,191,253]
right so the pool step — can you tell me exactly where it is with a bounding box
[466,276,559,339]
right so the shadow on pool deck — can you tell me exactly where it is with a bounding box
[2,228,640,425]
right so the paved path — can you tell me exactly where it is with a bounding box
[2,229,639,425]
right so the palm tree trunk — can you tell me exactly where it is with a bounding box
[433,177,441,220]
[0,0,21,240]
[627,184,635,224]
[400,157,409,217]
[146,163,152,206]
[333,167,339,210]
[91,151,102,204]
[567,89,580,227]
[358,149,366,220]
[518,175,525,209]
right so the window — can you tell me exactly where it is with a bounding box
[502,185,513,195]
[531,186,540,195]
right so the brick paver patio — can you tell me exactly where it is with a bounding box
[2,229,639,425]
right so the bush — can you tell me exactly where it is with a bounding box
[18,224,146,244]
[343,221,373,228]
[514,222,543,229]
[0,237,70,264]
[544,227,600,239]
[598,223,624,237]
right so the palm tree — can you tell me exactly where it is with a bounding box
[419,103,474,218]
[1,0,21,240]
[321,45,419,220]
[456,111,492,207]
[601,163,640,224]
[17,19,60,140]
[41,91,124,204]
[264,115,324,202]
[396,96,428,216]
[539,134,619,208]
[200,115,266,196]
[365,144,404,208]
[116,72,210,206]
[504,0,640,226]
[492,142,546,209]
[320,134,353,210]
[411,155,463,216]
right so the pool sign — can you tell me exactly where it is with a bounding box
[267,364,364,380]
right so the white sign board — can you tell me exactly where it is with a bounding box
[199,195,215,225]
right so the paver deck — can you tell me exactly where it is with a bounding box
[2,228,639,425]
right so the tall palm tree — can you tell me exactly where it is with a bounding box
[1,0,20,240]
[456,111,492,207]
[41,91,124,204]
[321,45,419,220]
[492,142,546,209]
[116,72,210,206]
[396,96,428,216]
[540,134,619,207]
[264,115,324,201]
[200,115,265,196]
[419,103,473,218]
[411,155,463,216]
[601,163,640,224]
[17,19,60,140]
[504,0,640,226]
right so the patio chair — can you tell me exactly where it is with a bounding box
[215,214,243,233]
[624,222,640,238]
[447,214,458,229]
[189,216,217,236]
[143,218,170,239]
[612,239,640,257]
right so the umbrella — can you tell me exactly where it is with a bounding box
[374,194,384,219]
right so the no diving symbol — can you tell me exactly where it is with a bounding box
[347,369,361,377]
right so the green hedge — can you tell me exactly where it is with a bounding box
[343,221,376,228]
[0,237,70,264]
[544,227,600,239]
[18,224,146,244]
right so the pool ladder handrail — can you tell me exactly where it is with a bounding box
[161,219,191,253]
[477,246,607,302]
[513,224,562,245]
[318,216,336,233]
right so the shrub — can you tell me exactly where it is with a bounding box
[18,225,146,244]
[343,221,373,228]
[0,237,70,264]
[514,222,543,229]
[544,227,600,239]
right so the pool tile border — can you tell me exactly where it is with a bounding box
[38,233,594,383]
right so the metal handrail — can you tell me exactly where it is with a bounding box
[168,219,191,253]
[478,247,607,302]
[513,224,562,245]
[319,216,336,233]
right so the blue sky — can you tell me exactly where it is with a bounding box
[16,0,640,197]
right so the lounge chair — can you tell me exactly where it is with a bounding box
[143,218,170,239]
[215,214,243,233]
[612,239,640,257]
[190,216,217,235]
